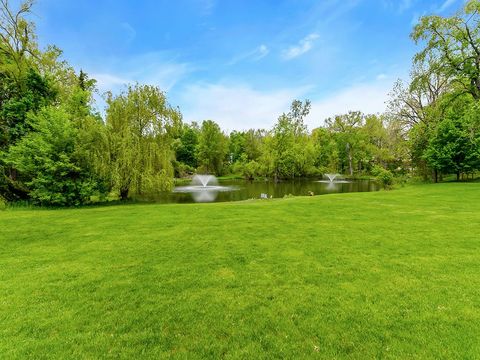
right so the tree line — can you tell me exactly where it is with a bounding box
[1,0,479,206]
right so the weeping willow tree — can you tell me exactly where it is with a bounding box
[106,84,182,200]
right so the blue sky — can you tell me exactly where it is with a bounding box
[32,0,462,130]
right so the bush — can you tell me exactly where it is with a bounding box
[0,196,6,210]
[394,173,409,187]
[230,160,261,180]
[306,166,323,177]
[372,165,394,189]
[242,160,260,180]
[174,162,194,178]
[230,161,244,176]
[4,107,103,206]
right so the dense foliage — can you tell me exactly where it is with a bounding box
[1,0,479,205]
[389,0,480,181]
[105,84,182,199]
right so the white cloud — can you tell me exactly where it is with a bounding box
[399,0,413,12]
[179,83,311,131]
[306,80,394,129]
[179,77,395,132]
[197,0,216,15]
[282,33,320,60]
[256,45,269,60]
[92,73,130,89]
[228,44,269,65]
[120,22,136,44]
[382,0,414,13]
[90,52,193,94]
[87,52,194,114]
[411,11,425,27]
[438,0,456,12]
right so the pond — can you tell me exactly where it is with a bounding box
[136,178,380,204]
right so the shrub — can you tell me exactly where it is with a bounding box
[174,162,194,178]
[4,107,103,206]
[242,161,260,180]
[372,165,394,189]
[231,161,244,176]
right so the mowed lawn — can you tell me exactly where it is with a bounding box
[1,183,480,359]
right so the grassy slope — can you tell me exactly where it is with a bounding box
[1,183,479,359]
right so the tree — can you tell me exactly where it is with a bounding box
[257,133,276,178]
[243,129,263,161]
[175,122,199,169]
[0,0,66,200]
[0,0,59,148]
[0,0,37,81]
[311,127,339,173]
[388,62,450,131]
[385,0,480,181]
[4,107,101,205]
[0,0,77,93]
[412,0,480,100]
[228,129,265,179]
[106,84,182,200]
[361,115,391,169]
[325,111,365,176]
[424,98,480,180]
[383,115,410,173]
[67,71,109,189]
[1,68,108,205]
[228,130,246,164]
[196,120,227,175]
[271,99,312,180]
[0,68,56,147]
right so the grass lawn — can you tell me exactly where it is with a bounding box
[1,183,480,359]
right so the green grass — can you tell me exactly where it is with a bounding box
[1,183,480,359]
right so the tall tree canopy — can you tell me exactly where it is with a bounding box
[175,122,199,170]
[270,100,315,179]
[196,120,227,176]
[105,84,182,200]
[412,0,480,99]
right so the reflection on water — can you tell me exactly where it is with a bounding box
[173,184,238,202]
[136,178,380,203]
[172,174,239,202]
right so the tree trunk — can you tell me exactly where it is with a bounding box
[120,188,129,200]
[434,169,438,183]
[347,143,353,176]
[456,171,460,181]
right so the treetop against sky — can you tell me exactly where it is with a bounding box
[33,0,461,130]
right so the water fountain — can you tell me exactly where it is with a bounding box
[173,174,236,202]
[191,174,218,188]
[317,173,351,184]
[325,173,339,182]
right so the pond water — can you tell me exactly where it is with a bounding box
[137,178,380,203]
